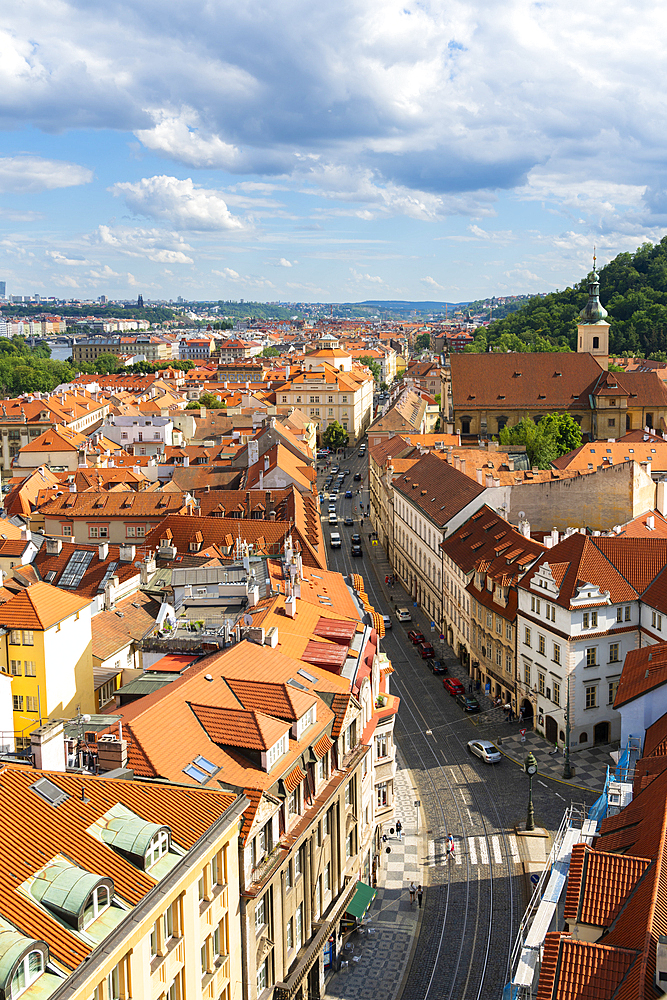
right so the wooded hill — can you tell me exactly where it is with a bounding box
[466,237,667,357]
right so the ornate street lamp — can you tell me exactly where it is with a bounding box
[524,752,537,832]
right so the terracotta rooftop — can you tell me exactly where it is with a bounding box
[614,643,667,709]
[392,452,485,528]
[0,580,90,630]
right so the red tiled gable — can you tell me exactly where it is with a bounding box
[302,639,349,672]
[564,843,652,927]
[594,537,667,594]
[312,617,357,646]
[615,643,667,708]
[188,703,290,751]
[225,678,316,721]
[537,933,638,1000]
[393,452,485,527]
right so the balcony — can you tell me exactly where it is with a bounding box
[250,843,287,885]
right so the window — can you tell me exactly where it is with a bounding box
[609,679,619,705]
[286,917,293,951]
[12,695,23,712]
[376,733,388,759]
[486,611,492,628]
[506,622,512,641]
[255,895,266,933]
[98,678,116,707]
[608,418,615,428]
[256,958,269,994]
[83,885,110,928]
[553,681,560,706]
[200,943,208,976]
[524,627,531,647]
[524,664,531,686]
[585,685,597,709]
[324,811,330,836]
[295,903,303,950]
[586,647,597,667]
[377,781,388,807]
[314,876,321,919]
[11,951,44,999]
[538,673,545,695]
[553,643,561,664]
[294,849,302,878]
[24,660,36,677]
[288,789,299,816]
[324,862,330,892]
[88,525,109,539]
[616,607,623,623]
[345,783,351,807]
[652,611,663,631]
[496,644,502,666]
[26,696,38,713]
[609,642,620,663]
[505,651,512,674]
[62,524,72,536]
[145,828,170,868]
[9,630,20,645]
[531,596,541,613]
[538,635,546,655]
[625,606,631,621]
[346,830,354,859]
[267,733,288,769]
[10,659,21,675]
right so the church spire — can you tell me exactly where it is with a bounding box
[578,251,608,324]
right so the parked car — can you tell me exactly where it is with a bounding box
[429,659,447,675]
[407,629,425,644]
[351,543,363,557]
[467,740,501,764]
[344,516,354,526]
[456,692,481,713]
[328,504,337,514]
[443,677,465,697]
[418,641,435,659]
[382,615,392,631]
[353,472,362,481]
[396,607,412,622]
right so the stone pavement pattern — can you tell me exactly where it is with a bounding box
[326,756,423,1000]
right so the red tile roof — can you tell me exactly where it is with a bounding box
[0,580,90,629]
[537,933,637,1000]
[614,643,667,708]
[393,452,485,527]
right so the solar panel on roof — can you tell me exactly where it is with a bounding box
[59,549,94,588]
[97,561,119,594]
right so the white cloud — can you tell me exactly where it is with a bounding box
[421,276,444,291]
[212,268,241,281]
[46,251,91,266]
[272,258,294,267]
[350,268,385,285]
[95,225,194,263]
[110,176,245,232]
[0,156,92,193]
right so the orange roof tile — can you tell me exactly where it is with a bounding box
[283,765,306,792]
[189,703,289,751]
[0,581,89,630]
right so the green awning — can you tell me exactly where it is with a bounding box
[345,881,376,920]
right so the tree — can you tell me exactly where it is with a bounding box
[322,421,348,450]
[358,355,381,381]
[498,412,582,468]
[185,391,225,410]
[261,346,280,358]
[91,353,121,375]
[415,332,431,350]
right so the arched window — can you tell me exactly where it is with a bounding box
[496,416,508,431]
[145,828,170,869]
[11,951,44,999]
[579,732,588,744]
[83,885,110,928]
[460,417,471,435]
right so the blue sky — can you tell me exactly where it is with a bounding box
[1,0,666,303]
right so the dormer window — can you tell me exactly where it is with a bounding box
[266,733,288,769]
[10,950,44,999]
[83,885,111,928]
[145,829,170,869]
[296,705,316,739]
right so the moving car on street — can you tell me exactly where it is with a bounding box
[351,542,363,557]
[456,692,481,713]
[443,677,465,697]
[329,532,341,548]
[353,472,362,481]
[467,740,502,764]
[344,516,354,526]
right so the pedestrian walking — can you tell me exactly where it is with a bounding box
[417,885,423,908]
[409,881,416,903]
[385,575,389,584]
[468,679,473,693]
[395,819,402,841]
[446,834,455,860]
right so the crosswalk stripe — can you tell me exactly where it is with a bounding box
[509,834,521,863]
[479,838,489,865]
[492,836,502,864]
[468,837,477,865]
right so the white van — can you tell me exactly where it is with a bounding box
[329,532,341,548]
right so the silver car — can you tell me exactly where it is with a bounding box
[467,740,502,764]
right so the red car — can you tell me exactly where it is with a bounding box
[443,677,465,697]
[407,629,425,645]
[418,641,435,659]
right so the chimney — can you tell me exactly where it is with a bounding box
[476,468,483,484]
[119,543,136,562]
[285,595,296,618]
[140,555,156,584]
[507,457,514,472]
[657,478,667,516]
[493,477,500,488]
[647,515,655,531]
[551,527,559,546]
[545,537,553,548]
[98,542,109,560]
[521,519,531,538]
[259,471,264,490]
[485,474,493,488]
[20,526,31,542]
[183,455,190,467]
[46,537,62,555]
[30,720,66,771]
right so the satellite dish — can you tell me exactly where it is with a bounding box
[243,613,253,627]
[518,511,526,519]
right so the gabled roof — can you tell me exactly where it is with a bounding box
[0,581,90,630]
[614,643,667,709]
[518,534,640,609]
[37,491,191,519]
[450,351,603,411]
[392,452,485,528]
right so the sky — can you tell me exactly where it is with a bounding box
[1,0,666,304]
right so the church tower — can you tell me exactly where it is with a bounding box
[577,255,610,370]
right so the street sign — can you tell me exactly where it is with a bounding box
[530,873,540,886]
[414,800,420,808]
[520,729,527,736]
[430,622,436,631]
[440,634,444,641]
